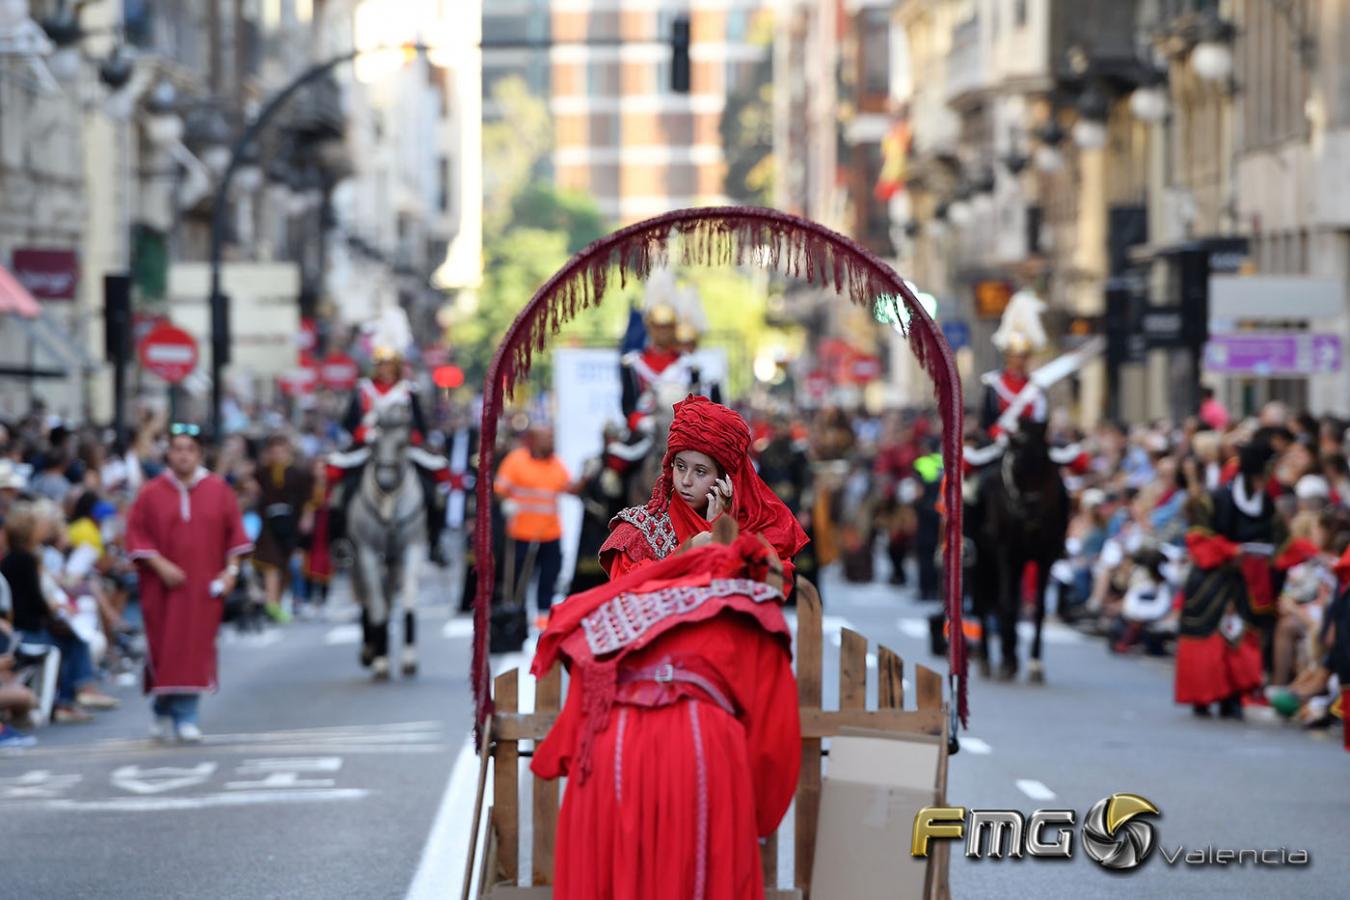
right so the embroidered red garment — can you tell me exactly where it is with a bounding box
[1185,530,1240,570]
[125,471,252,694]
[601,395,809,580]
[533,535,800,900]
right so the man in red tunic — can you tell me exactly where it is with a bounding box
[126,424,252,742]
[533,396,806,899]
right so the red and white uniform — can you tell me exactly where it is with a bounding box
[979,368,1047,438]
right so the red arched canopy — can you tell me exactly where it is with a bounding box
[473,207,966,733]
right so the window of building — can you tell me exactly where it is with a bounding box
[587,61,622,97]
[1014,0,1028,26]
[589,112,622,146]
[727,10,750,43]
[860,9,891,96]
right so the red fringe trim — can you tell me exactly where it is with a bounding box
[472,207,969,745]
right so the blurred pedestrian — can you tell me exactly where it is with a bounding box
[125,423,252,743]
[495,426,576,627]
[1198,386,1230,432]
[252,433,313,623]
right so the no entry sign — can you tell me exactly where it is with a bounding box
[138,323,199,384]
[320,353,360,391]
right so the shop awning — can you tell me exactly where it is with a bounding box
[0,265,41,318]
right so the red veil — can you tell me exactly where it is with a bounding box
[601,395,809,572]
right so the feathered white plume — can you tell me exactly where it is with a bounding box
[991,289,1048,352]
[370,305,415,354]
[674,283,707,334]
[643,267,679,314]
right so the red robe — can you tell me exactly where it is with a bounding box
[532,537,801,900]
[126,470,252,694]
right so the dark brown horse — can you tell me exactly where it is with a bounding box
[968,421,1070,682]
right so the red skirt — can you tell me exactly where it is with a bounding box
[554,698,763,900]
[1174,631,1263,705]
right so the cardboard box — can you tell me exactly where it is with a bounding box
[810,730,945,900]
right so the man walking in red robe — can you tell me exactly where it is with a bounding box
[126,423,252,742]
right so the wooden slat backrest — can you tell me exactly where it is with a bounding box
[484,566,949,897]
[792,578,824,894]
[492,670,519,885]
[531,664,561,885]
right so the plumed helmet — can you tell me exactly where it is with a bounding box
[992,289,1048,355]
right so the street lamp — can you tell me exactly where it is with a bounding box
[1072,85,1109,151]
[1190,16,1235,83]
[144,81,184,148]
[1129,84,1168,122]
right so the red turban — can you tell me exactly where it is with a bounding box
[646,395,809,562]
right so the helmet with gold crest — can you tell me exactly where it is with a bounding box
[368,307,413,374]
[991,289,1047,362]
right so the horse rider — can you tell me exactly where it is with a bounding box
[620,295,687,435]
[328,344,450,561]
[979,290,1049,439]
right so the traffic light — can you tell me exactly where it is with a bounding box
[103,274,131,364]
[670,15,690,93]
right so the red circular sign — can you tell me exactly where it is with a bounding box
[433,364,465,389]
[279,367,318,397]
[138,323,199,384]
[320,353,359,391]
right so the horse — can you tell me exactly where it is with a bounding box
[347,407,427,680]
[968,420,1070,683]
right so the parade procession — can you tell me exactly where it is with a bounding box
[1,2,1348,899]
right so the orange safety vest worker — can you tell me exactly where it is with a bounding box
[495,447,572,543]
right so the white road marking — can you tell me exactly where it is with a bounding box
[961,737,992,755]
[16,788,369,813]
[822,615,856,647]
[324,624,363,645]
[897,618,929,639]
[222,630,283,648]
[225,757,342,790]
[111,763,217,795]
[406,734,481,900]
[442,617,474,639]
[1016,620,1082,645]
[1015,779,1056,801]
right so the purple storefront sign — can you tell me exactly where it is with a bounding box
[10,247,79,300]
[1204,333,1344,376]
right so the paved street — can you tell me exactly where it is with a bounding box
[3,562,1345,899]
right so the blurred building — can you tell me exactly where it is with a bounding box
[0,0,481,426]
[885,0,1350,425]
[550,0,770,223]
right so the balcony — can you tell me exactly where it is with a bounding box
[944,16,988,108]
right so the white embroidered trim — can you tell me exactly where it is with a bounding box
[581,578,783,657]
[614,706,629,806]
[614,506,679,560]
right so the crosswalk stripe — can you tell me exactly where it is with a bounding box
[961,737,992,755]
[1016,779,1056,801]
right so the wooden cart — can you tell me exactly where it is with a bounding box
[465,207,966,899]
[466,537,952,898]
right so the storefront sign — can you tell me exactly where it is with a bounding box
[11,248,79,300]
[1203,333,1343,376]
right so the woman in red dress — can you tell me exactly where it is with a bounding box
[532,395,806,899]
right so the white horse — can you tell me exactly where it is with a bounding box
[348,407,427,679]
